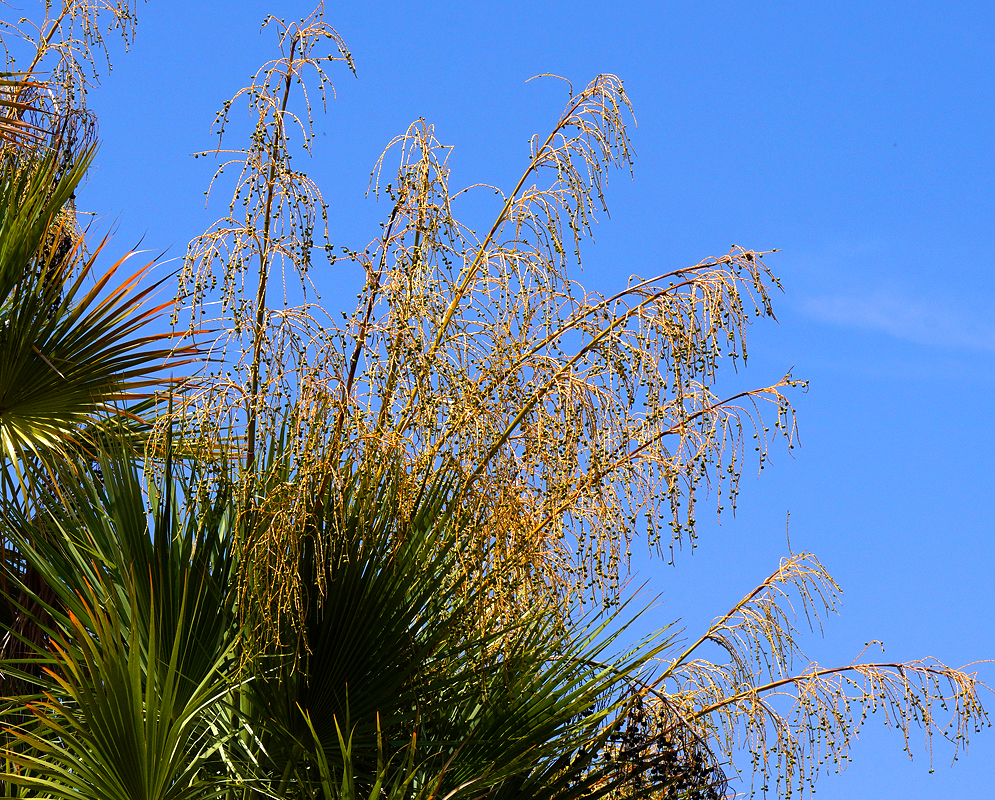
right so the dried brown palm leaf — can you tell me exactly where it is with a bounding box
[0,73,50,145]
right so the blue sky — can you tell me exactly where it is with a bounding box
[76,1,994,796]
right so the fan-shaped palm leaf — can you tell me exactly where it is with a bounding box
[0,435,237,700]
[1,575,237,800]
[0,438,241,799]
[240,457,684,800]
[0,148,199,472]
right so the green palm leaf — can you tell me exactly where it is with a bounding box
[1,435,237,700]
[0,439,242,800]
[0,148,199,471]
[1,578,236,800]
[0,144,85,303]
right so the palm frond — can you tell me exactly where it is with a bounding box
[0,437,242,799]
[1,433,237,692]
[0,145,200,469]
[0,144,86,303]
[1,577,236,800]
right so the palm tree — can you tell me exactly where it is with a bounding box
[0,88,205,796]
[0,7,986,799]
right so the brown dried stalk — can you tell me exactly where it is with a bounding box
[0,0,138,116]
[652,552,991,797]
[174,18,808,634]
[176,3,354,479]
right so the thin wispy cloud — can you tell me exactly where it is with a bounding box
[799,290,995,353]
